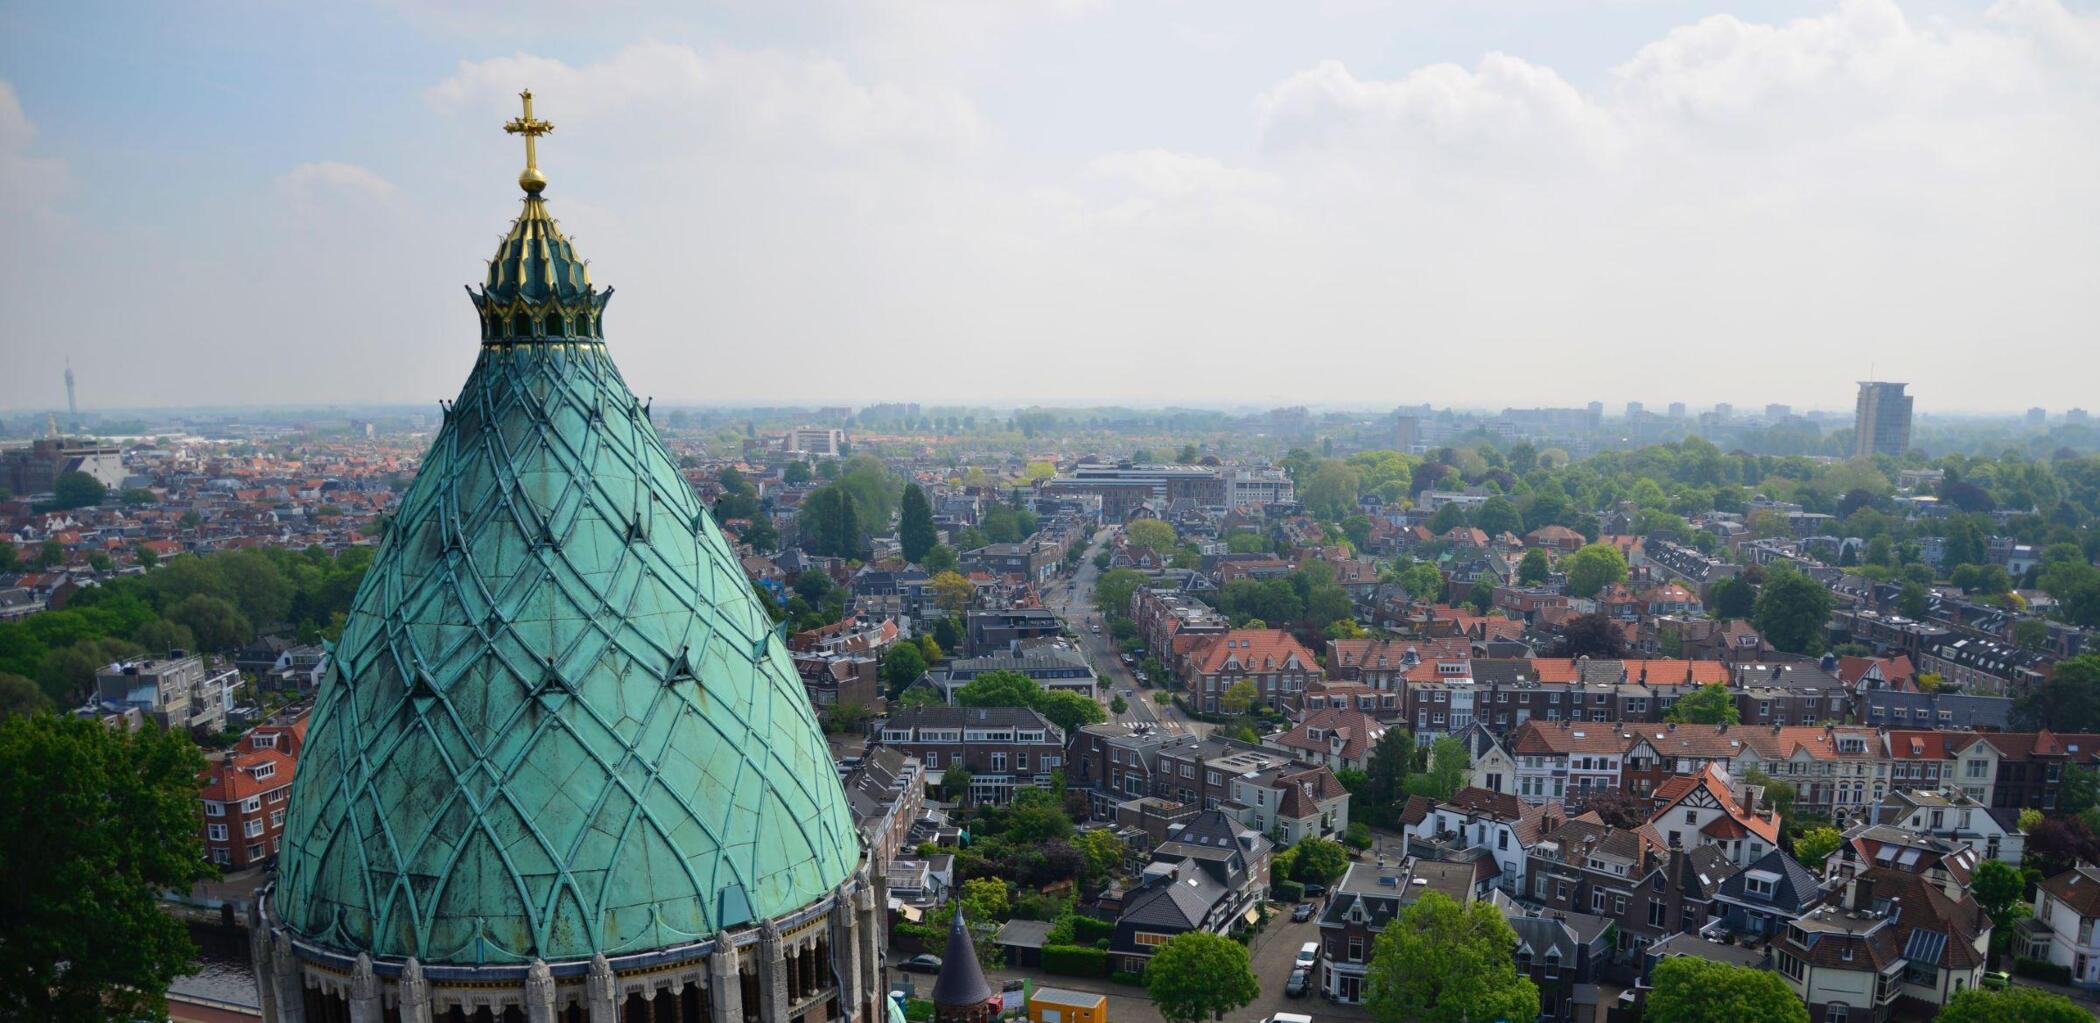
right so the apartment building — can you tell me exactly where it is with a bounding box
[876,706,1065,806]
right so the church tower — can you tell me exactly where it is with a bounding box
[253,91,886,1023]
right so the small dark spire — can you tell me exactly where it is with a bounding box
[930,907,995,1016]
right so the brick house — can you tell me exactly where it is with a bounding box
[875,706,1065,806]
[1183,629,1323,714]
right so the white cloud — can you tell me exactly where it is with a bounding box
[0,80,71,220]
[275,161,397,202]
[5,1,2097,412]
[427,42,984,158]
[1256,55,1620,171]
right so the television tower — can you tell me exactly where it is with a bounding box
[64,358,78,432]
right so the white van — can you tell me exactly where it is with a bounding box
[1262,1014,1315,1023]
[1296,941,1319,966]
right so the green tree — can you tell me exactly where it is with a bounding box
[1936,986,2089,1023]
[1075,828,1125,885]
[1473,496,1522,537]
[1404,736,1469,801]
[1109,694,1128,715]
[1710,575,1755,619]
[1143,931,1260,1023]
[782,460,812,485]
[167,593,253,651]
[1302,460,1364,522]
[36,637,146,706]
[922,543,959,575]
[1897,580,1931,619]
[738,517,779,553]
[1426,502,1469,535]
[1034,690,1107,733]
[1399,562,1444,602]
[1563,543,1629,598]
[1792,826,1842,867]
[1363,728,1414,824]
[2040,560,2100,628]
[2015,654,2100,731]
[1218,678,1260,716]
[898,483,936,563]
[1644,956,1806,1023]
[931,570,975,614]
[1665,683,1741,725]
[0,713,215,1022]
[1125,518,1177,553]
[1094,568,1145,620]
[955,669,1042,707]
[1973,859,2026,932]
[938,764,973,801]
[1363,891,1539,1023]
[2014,617,2051,652]
[1754,567,1833,655]
[2058,764,2100,818]
[1466,579,1494,614]
[883,642,928,698]
[1290,837,1349,884]
[49,470,107,510]
[34,540,63,570]
[1518,548,1550,587]
[0,672,48,718]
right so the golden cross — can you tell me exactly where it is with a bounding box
[503,89,554,194]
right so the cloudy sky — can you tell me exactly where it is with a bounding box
[1,0,2096,415]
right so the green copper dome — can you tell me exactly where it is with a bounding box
[273,187,860,965]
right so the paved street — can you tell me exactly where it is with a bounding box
[1045,526,1209,739]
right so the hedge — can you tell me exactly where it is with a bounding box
[1072,915,1114,945]
[1043,944,1110,978]
[2013,957,2072,984]
[1110,970,1144,986]
[1273,879,1305,903]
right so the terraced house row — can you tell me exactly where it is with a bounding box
[1469,719,2100,821]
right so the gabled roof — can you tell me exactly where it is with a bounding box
[1714,848,1820,913]
[1186,629,1319,675]
[2041,865,2100,919]
[1647,763,1780,845]
[1270,708,1386,763]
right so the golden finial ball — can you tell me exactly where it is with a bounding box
[520,167,548,194]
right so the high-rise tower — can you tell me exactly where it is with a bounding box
[1854,381,1913,457]
[254,91,884,1023]
[64,358,77,431]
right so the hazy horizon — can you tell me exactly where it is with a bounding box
[4,0,2097,412]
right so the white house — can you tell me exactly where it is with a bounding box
[2027,865,2100,988]
[1875,788,2025,866]
[1400,787,1562,897]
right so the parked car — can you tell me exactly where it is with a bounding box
[1296,942,1319,967]
[1291,903,1315,922]
[1284,967,1310,998]
[1302,883,1328,898]
[899,954,943,974]
[1981,971,2011,990]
